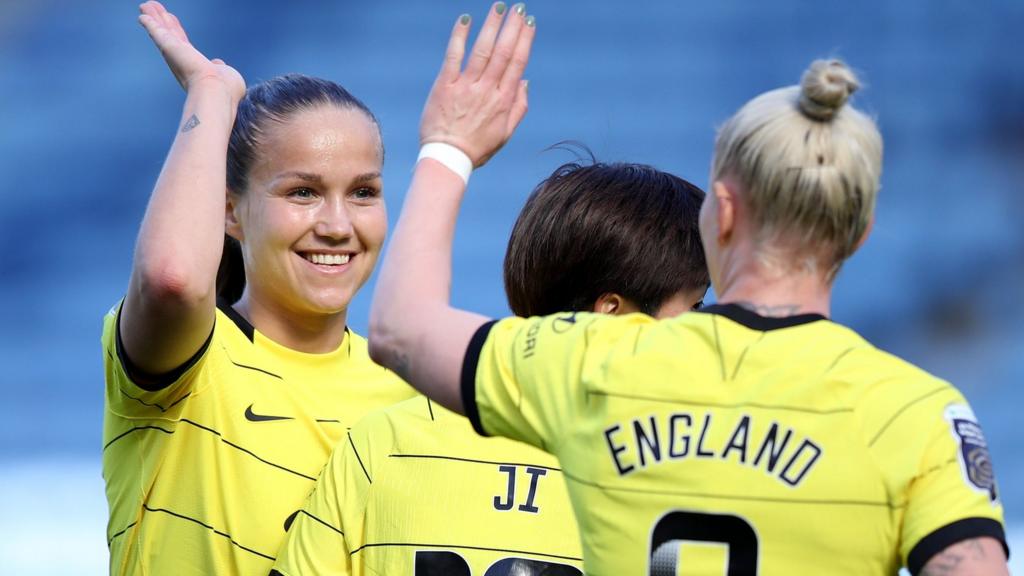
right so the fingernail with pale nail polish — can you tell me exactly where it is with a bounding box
[525,15,535,27]
[514,3,526,16]
[459,14,470,25]
[495,2,506,15]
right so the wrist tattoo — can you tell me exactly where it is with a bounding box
[181,114,200,133]
[733,300,801,318]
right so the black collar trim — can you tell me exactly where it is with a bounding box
[217,298,255,342]
[214,298,353,353]
[698,303,827,331]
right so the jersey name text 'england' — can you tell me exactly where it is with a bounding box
[604,411,821,486]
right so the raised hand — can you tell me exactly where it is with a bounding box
[138,1,245,101]
[420,2,536,168]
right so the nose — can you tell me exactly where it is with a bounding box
[313,195,355,241]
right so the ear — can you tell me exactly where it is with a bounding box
[225,191,244,242]
[711,180,736,244]
[592,293,638,316]
[854,214,874,251]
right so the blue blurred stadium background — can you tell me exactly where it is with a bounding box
[0,1,1021,573]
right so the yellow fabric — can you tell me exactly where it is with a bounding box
[273,396,583,575]
[102,303,416,576]
[471,308,1005,575]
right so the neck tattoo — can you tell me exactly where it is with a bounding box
[733,300,802,318]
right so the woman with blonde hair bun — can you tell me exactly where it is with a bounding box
[369,57,1010,574]
[706,59,881,286]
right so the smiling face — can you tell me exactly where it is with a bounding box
[226,104,385,322]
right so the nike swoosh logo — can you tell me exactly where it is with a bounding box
[244,404,293,422]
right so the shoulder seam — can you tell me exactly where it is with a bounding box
[867,384,949,447]
[296,509,344,537]
[349,432,372,484]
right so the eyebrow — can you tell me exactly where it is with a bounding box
[273,171,382,186]
[352,171,383,185]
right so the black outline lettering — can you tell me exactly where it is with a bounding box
[695,413,715,457]
[494,465,516,511]
[518,467,547,513]
[634,416,662,468]
[779,439,822,487]
[753,422,792,474]
[604,424,634,476]
[668,413,691,459]
[721,415,752,464]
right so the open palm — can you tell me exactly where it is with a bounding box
[420,4,535,168]
[138,1,245,101]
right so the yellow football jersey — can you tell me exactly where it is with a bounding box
[463,304,1007,575]
[272,396,583,576]
[102,300,416,576]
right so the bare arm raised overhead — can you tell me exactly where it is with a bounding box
[369,3,535,412]
[121,1,245,380]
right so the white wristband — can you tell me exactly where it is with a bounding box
[417,142,473,185]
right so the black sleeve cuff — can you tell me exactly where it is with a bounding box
[908,517,1008,575]
[116,303,214,392]
[460,320,498,437]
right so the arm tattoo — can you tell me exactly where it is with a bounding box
[733,300,802,318]
[920,538,988,576]
[181,114,200,133]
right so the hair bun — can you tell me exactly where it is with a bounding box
[798,59,860,121]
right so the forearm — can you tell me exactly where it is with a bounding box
[919,536,1008,576]
[133,84,237,302]
[369,4,533,413]
[122,83,239,375]
[369,159,487,413]
[379,159,464,308]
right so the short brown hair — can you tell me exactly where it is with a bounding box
[504,159,708,317]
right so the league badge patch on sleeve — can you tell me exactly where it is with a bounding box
[943,404,998,503]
